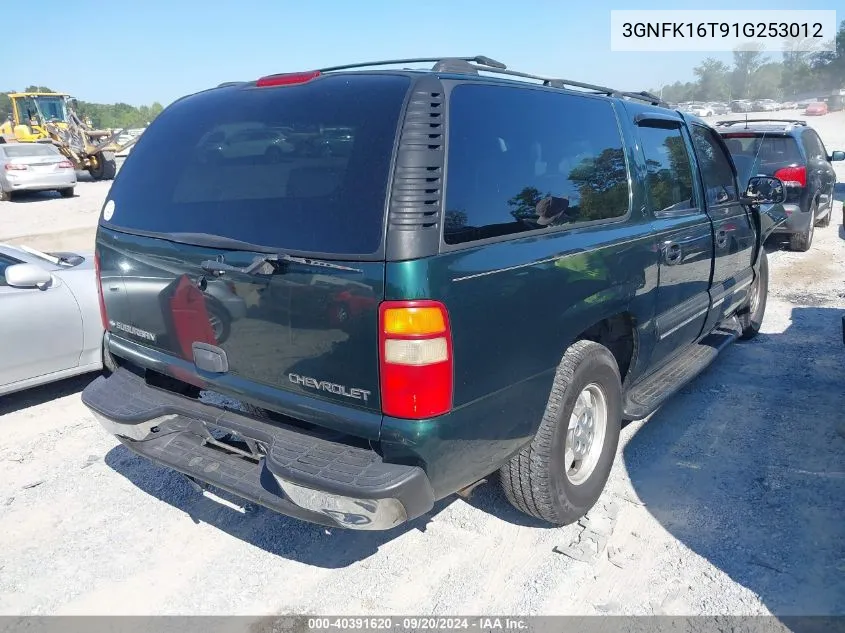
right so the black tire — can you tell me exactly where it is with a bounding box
[88,152,117,180]
[102,344,119,375]
[499,340,622,526]
[58,187,74,198]
[264,145,284,163]
[816,199,831,227]
[790,205,815,251]
[739,250,768,340]
[207,302,231,344]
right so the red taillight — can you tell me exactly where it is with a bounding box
[57,160,73,168]
[94,253,109,329]
[378,300,453,419]
[4,163,27,171]
[256,70,321,87]
[774,165,806,188]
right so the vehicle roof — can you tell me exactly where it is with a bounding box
[8,92,69,98]
[212,55,673,112]
[715,120,808,135]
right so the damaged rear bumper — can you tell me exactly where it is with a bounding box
[82,368,434,530]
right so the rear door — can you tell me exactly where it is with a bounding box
[801,128,837,217]
[96,73,411,432]
[635,115,714,366]
[689,123,756,325]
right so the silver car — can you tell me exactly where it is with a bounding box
[0,143,77,201]
[0,243,105,396]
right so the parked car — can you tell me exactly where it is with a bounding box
[688,103,714,117]
[781,101,798,110]
[82,55,788,531]
[731,100,753,112]
[804,102,829,116]
[0,244,110,396]
[717,119,844,251]
[199,126,296,163]
[708,102,730,115]
[0,143,77,201]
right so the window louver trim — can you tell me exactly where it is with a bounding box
[386,75,446,260]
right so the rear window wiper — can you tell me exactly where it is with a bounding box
[200,253,362,276]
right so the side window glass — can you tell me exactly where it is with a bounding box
[638,125,696,215]
[691,125,738,206]
[802,131,826,160]
[443,85,631,245]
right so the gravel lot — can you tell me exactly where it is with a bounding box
[1,113,844,619]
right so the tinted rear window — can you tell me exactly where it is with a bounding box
[720,133,803,185]
[3,144,60,158]
[102,75,410,255]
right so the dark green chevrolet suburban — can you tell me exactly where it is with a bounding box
[82,56,787,530]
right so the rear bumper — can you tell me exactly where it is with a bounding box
[5,172,76,191]
[82,368,434,530]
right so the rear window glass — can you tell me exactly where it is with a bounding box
[720,133,803,185]
[103,75,410,255]
[721,134,802,163]
[2,144,60,158]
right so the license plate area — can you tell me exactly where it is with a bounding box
[195,421,267,464]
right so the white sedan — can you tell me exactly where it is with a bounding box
[0,244,109,396]
[0,142,77,201]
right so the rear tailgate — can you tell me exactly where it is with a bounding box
[95,73,411,438]
[720,132,805,203]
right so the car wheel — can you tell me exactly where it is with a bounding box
[102,343,119,375]
[207,303,231,344]
[59,187,75,198]
[499,340,622,526]
[265,145,284,163]
[817,207,831,227]
[739,250,768,340]
[790,204,815,252]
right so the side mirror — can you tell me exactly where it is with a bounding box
[742,176,786,205]
[829,151,845,162]
[5,263,53,289]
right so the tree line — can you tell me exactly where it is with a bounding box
[652,20,845,103]
[0,86,163,130]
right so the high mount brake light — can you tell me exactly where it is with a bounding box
[256,71,321,87]
[379,300,453,419]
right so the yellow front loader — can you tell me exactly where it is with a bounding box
[0,92,140,180]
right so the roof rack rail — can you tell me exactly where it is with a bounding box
[318,55,507,73]
[715,118,807,127]
[447,61,669,106]
[310,55,668,107]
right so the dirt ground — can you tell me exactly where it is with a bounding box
[1,113,844,619]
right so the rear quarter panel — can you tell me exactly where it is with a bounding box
[380,100,661,495]
[56,262,104,367]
